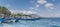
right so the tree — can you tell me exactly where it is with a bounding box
[0,6,11,16]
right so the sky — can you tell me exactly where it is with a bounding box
[0,0,60,17]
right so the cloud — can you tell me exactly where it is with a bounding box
[40,13,60,17]
[5,4,37,15]
[29,5,39,10]
[55,14,60,17]
[30,0,47,10]
[33,4,40,10]
[37,0,47,4]
[36,4,40,8]
[36,0,55,11]
[45,3,53,7]
[9,10,21,14]
[45,3,54,9]
[49,13,60,17]
[29,7,34,10]
[37,0,55,10]
[9,10,37,15]
[23,11,37,15]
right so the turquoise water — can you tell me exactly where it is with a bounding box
[0,18,60,27]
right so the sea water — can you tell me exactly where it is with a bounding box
[1,18,60,27]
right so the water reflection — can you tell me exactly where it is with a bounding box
[0,24,3,27]
[1,18,60,27]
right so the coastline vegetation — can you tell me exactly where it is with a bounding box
[0,6,11,15]
[0,6,40,18]
[0,6,40,23]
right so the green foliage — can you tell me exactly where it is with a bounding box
[11,13,23,17]
[0,6,11,15]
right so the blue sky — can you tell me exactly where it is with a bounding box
[0,0,60,17]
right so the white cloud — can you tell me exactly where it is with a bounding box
[49,14,60,17]
[9,10,36,15]
[36,4,40,8]
[30,0,47,11]
[36,0,55,11]
[37,0,47,4]
[32,4,40,10]
[9,10,21,14]
[29,5,39,10]
[39,13,60,17]
[45,3,54,8]
[29,7,34,10]
[23,11,36,15]
[45,3,54,9]
[55,14,60,17]
[37,0,55,10]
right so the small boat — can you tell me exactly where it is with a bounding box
[17,17,41,21]
[0,18,5,23]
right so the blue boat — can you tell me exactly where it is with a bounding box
[17,17,41,21]
[0,18,5,23]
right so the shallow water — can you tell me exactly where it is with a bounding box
[1,18,60,27]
